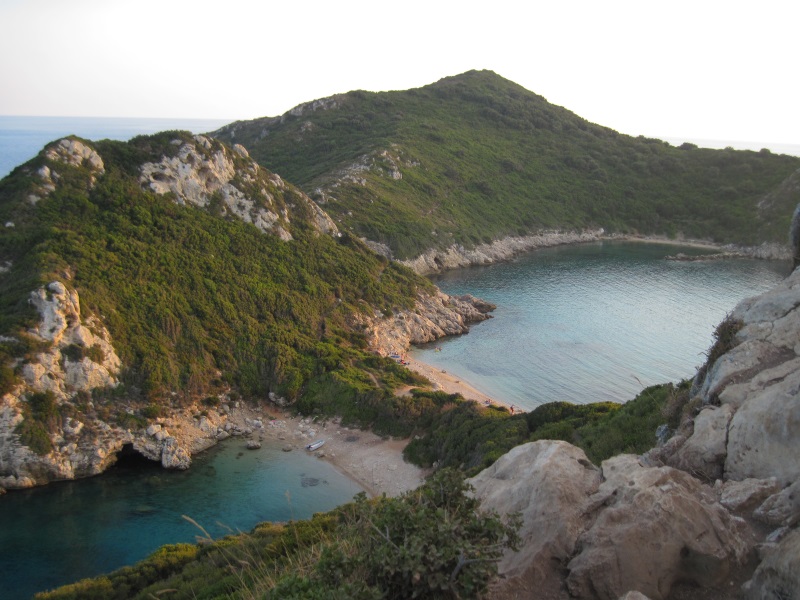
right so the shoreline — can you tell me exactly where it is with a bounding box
[252,405,427,498]
[401,354,510,410]
[402,230,791,276]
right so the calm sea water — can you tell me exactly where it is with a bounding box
[413,242,790,410]
[0,116,231,179]
[0,436,362,600]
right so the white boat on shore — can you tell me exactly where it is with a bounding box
[305,439,325,451]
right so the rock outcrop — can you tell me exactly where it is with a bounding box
[28,138,105,204]
[647,266,800,527]
[565,455,752,600]
[351,291,495,355]
[468,441,602,598]
[399,230,605,275]
[21,281,121,400]
[470,443,754,600]
[139,135,338,240]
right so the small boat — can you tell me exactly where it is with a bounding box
[305,439,325,451]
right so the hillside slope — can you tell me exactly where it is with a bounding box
[0,133,491,489]
[212,70,800,263]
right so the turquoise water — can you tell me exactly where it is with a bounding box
[0,116,231,179]
[0,437,362,600]
[413,242,790,409]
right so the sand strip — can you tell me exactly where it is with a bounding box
[218,352,508,499]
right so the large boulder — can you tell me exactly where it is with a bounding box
[668,404,733,480]
[565,455,754,600]
[470,444,754,600]
[468,441,602,597]
[743,528,800,599]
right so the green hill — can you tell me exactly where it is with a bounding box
[212,70,800,260]
[0,132,433,420]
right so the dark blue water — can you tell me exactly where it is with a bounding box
[414,242,790,409]
[0,437,362,600]
[0,116,231,179]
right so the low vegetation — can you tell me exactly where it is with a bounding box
[404,381,691,473]
[213,70,800,259]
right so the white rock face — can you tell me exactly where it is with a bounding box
[45,138,105,174]
[400,230,605,275]
[353,291,495,355]
[139,135,337,240]
[21,281,121,399]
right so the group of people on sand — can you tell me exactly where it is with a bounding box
[387,351,410,365]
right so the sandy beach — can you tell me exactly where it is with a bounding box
[400,355,509,409]
[224,406,425,497]
[219,353,506,499]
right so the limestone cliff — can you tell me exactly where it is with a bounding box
[139,134,338,239]
[349,291,495,355]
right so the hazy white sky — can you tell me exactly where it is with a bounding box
[1,0,797,145]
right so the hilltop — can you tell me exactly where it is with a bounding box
[212,70,800,266]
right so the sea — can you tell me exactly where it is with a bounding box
[0,117,795,598]
[0,115,232,179]
[413,242,790,410]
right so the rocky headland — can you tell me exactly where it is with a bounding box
[0,136,494,492]
[0,279,492,491]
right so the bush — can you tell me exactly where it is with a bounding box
[140,404,164,419]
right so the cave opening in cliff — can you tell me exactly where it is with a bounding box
[111,443,161,472]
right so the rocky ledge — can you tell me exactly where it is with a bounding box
[349,290,495,356]
[399,230,605,275]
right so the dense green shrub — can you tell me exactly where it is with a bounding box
[0,134,432,415]
[404,383,688,473]
[214,70,800,259]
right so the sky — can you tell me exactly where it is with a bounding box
[1,0,798,149]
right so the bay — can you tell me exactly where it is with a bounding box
[0,118,794,598]
[0,115,231,179]
[413,241,790,410]
[0,437,362,600]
